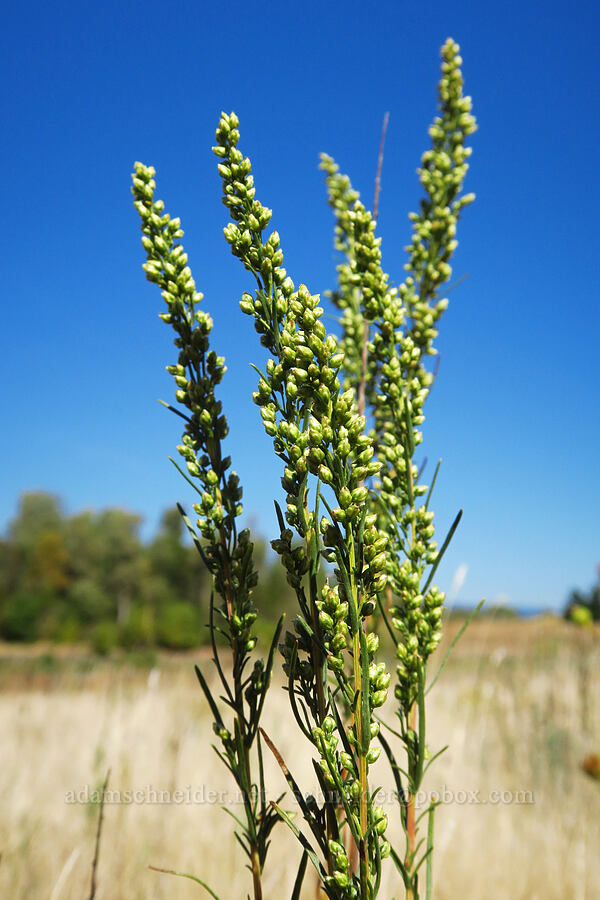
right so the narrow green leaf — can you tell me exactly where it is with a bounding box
[415,666,427,787]
[269,802,328,888]
[426,803,435,900]
[273,499,286,534]
[331,696,356,764]
[157,398,192,423]
[389,846,411,890]
[233,829,252,860]
[222,805,250,836]
[376,594,397,645]
[424,458,442,511]
[149,866,222,899]
[285,645,313,741]
[359,629,372,755]
[194,665,224,728]
[249,613,285,743]
[421,508,463,595]
[208,589,236,707]
[291,850,309,900]
[170,458,204,498]
[176,501,211,568]
[260,729,326,851]
[422,744,449,778]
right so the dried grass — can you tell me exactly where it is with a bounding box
[1,618,598,899]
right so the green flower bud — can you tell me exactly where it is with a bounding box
[328,840,346,858]
[339,486,352,509]
[340,752,354,772]
[318,465,333,484]
[372,689,387,708]
[319,611,334,632]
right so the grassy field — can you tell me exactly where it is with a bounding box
[1,615,599,899]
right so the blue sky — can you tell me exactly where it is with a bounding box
[1,0,598,611]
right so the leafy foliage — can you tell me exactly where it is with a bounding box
[0,492,294,651]
[564,568,600,623]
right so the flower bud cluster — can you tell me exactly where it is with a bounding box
[313,715,340,788]
[320,154,444,685]
[319,43,475,753]
[380,39,475,703]
[325,511,389,605]
[216,118,393,885]
[391,556,445,708]
[325,839,358,896]
[316,582,349,670]
[131,161,258,651]
[347,201,394,324]
[214,112,293,357]
[402,38,477,358]
[310,594,389,778]
[214,114,387,621]
[279,624,313,682]
[312,719,389,890]
[270,527,308,591]
[319,154,364,393]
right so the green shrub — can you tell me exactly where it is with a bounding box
[90,621,120,656]
[564,578,600,623]
[119,606,155,649]
[156,603,201,649]
[52,615,82,643]
[569,603,593,627]
[0,591,44,642]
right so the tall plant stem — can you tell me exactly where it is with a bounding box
[348,537,370,897]
[221,526,263,900]
[306,507,336,880]
[245,751,263,900]
[403,410,420,900]
[404,702,417,900]
[236,672,263,900]
[89,769,110,900]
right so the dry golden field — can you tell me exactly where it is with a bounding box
[1,616,599,899]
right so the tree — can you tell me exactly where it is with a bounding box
[8,492,63,549]
[565,565,600,622]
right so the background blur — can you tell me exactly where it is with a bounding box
[1,2,599,898]
[1,0,599,612]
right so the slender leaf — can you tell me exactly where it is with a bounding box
[291,850,309,900]
[157,397,191,423]
[424,458,442,511]
[426,803,435,900]
[194,665,224,728]
[421,509,463,595]
[149,866,222,899]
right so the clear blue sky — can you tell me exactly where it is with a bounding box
[1,0,598,612]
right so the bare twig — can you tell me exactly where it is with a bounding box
[373,111,389,223]
[89,768,110,900]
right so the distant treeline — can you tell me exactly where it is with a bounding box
[0,492,296,652]
[2,493,596,654]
